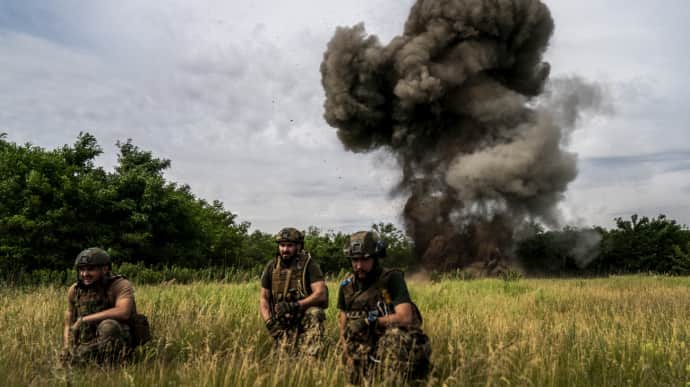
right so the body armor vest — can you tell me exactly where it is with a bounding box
[341,269,422,328]
[270,252,311,303]
[341,268,396,317]
[74,275,130,343]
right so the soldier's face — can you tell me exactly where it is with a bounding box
[351,256,374,279]
[278,242,299,258]
[78,265,107,285]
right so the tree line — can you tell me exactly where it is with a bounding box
[0,133,413,280]
[518,215,690,276]
[1,133,688,283]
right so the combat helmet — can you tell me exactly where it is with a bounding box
[74,247,112,268]
[275,227,304,245]
[343,231,386,259]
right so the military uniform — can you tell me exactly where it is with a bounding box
[339,232,431,384]
[63,247,150,366]
[66,275,136,364]
[261,250,326,356]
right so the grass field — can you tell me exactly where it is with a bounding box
[0,275,688,386]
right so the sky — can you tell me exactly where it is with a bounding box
[1,0,689,234]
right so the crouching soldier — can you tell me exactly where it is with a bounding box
[259,227,328,356]
[338,231,431,384]
[61,248,150,365]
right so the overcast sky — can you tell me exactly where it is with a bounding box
[1,0,689,233]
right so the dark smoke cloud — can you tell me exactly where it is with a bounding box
[321,0,606,272]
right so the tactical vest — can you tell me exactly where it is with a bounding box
[73,275,132,343]
[270,252,311,303]
[341,268,422,327]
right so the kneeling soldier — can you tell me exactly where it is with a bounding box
[62,248,149,365]
[259,227,328,356]
[338,231,431,384]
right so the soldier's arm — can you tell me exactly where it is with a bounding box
[375,271,415,327]
[63,308,73,349]
[80,296,134,324]
[63,286,77,348]
[297,280,328,310]
[259,287,272,322]
[338,311,350,357]
[78,279,135,325]
[376,302,415,328]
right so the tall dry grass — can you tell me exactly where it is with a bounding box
[0,275,688,386]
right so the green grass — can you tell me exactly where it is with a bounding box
[1,275,688,386]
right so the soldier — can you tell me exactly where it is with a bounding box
[259,227,328,356]
[338,231,431,384]
[61,248,149,365]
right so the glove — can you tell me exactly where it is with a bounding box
[265,317,282,339]
[274,301,300,318]
[347,310,379,337]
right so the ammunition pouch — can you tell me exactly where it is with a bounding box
[345,311,368,319]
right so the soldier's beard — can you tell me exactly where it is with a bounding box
[356,265,382,286]
[279,253,297,264]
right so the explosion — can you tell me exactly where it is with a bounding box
[321,0,604,273]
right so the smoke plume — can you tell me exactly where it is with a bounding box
[321,0,604,272]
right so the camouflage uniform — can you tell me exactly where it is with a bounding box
[68,275,134,365]
[64,247,150,366]
[340,269,431,383]
[339,232,431,384]
[272,304,326,356]
[267,251,326,356]
[262,228,327,357]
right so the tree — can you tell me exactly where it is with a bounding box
[304,227,349,274]
[516,226,602,275]
[372,222,415,269]
[241,229,275,269]
[0,133,110,273]
[0,133,254,277]
[594,214,690,274]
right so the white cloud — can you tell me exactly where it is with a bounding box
[563,166,690,227]
[1,0,689,233]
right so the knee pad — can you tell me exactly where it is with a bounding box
[304,307,325,321]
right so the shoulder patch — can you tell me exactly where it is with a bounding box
[340,277,353,287]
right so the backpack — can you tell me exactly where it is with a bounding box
[130,313,152,347]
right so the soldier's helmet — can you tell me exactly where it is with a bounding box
[275,227,304,245]
[74,247,112,268]
[344,231,386,259]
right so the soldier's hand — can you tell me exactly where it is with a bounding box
[70,316,85,334]
[274,301,300,318]
[265,317,283,339]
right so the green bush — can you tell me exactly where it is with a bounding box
[594,214,690,275]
